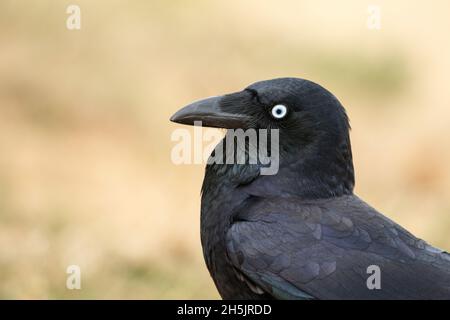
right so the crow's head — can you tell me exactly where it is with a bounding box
[171,78,354,198]
[171,78,350,148]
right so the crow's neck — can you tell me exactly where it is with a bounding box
[276,135,355,199]
[202,133,355,201]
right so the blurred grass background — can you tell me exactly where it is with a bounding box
[0,0,449,299]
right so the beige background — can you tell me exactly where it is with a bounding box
[0,0,449,298]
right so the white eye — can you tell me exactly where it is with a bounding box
[271,104,288,119]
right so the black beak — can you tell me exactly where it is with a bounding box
[170,94,251,129]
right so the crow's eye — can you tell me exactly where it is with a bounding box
[271,104,288,119]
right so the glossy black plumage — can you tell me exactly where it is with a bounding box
[171,78,450,299]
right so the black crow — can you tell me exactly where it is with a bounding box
[170,77,450,299]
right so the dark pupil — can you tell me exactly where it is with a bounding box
[276,108,282,114]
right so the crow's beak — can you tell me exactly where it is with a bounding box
[170,95,251,129]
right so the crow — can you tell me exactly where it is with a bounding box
[170,77,450,299]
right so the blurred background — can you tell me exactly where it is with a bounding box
[0,0,449,299]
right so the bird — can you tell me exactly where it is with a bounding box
[170,77,450,299]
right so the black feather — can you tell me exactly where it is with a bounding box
[174,77,450,299]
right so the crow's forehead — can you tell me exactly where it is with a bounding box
[245,78,331,108]
[246,77,310,93]
[246,77,345,117]
[245,77,322,101]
